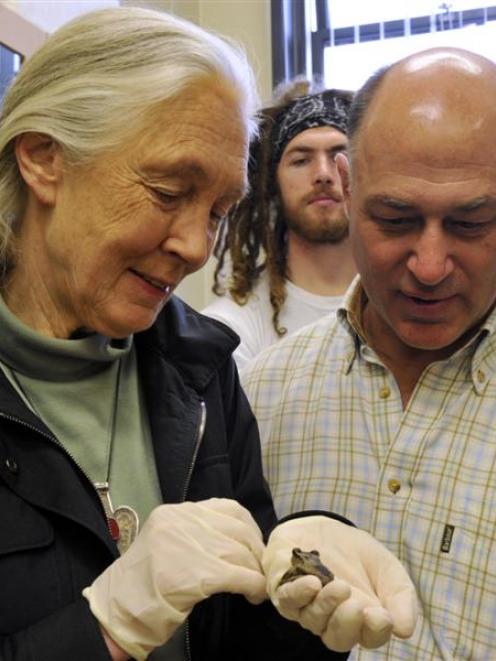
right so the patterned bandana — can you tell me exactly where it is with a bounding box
[271,89,352,166]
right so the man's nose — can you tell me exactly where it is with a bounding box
[406,225,455,286]
[313,154,337,184]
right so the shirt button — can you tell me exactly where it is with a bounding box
[379,386,391,399]
[5,458,19,474]
[477,369,486,383]
[387,478,401,494]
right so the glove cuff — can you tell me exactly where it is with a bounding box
[277,510,356,529]
[83,585,185,661]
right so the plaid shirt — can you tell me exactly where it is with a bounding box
[241,276,496,660]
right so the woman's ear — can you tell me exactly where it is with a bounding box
[15,132,64,206]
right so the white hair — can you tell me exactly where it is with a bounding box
[0,6,259,268]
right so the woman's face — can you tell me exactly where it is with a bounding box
[10,82,248,338]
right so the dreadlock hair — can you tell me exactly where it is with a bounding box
[212,77,325,336]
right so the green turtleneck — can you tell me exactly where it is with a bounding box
[0,294,162,528]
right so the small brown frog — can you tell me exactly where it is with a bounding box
[278,547,334,587]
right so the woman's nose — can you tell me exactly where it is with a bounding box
[160,211,213,272]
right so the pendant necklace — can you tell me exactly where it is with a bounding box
[6,357,139,555]
[94,358,139,555]
[95,482,139,555]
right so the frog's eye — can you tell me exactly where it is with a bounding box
[310,549,320,556]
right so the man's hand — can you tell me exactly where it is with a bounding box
[263,516,418,652]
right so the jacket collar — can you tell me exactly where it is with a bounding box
[136,295,240,390]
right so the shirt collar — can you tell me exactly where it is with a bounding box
[336,276,367,372]
[336,275,496,387]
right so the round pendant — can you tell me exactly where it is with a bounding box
[113,505,140,554]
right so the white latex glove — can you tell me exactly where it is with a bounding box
[83,498,267,660]
[263,516,418,653]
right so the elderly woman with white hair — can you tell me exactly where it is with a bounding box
[0,7,417,661]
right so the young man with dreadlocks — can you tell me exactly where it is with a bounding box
[202,83,356,369]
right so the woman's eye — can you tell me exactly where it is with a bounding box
[152,188,179,205]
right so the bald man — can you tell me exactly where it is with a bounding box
[241,48,496,659]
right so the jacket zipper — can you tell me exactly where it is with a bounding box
[184,398,207,661]
[0,411,118,542]
[181,398,206,502]
[2,399,208,661]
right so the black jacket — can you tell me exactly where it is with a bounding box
[0,296,348,661]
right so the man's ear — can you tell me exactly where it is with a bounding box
[336,151,351,218]
[15,132,64,206]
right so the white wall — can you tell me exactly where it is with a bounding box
[0,4,47,57]
[2,0,119,32]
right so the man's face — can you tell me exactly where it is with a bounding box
[276,126,348,244]
[342,101,496,358]
[22,81,248,338]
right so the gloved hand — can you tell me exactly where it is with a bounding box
[263,516,418,652]
[83,498,267,660]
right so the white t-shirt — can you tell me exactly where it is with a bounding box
[201,272,342,370]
